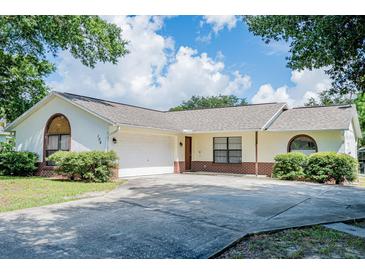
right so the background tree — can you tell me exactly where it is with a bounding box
[244,16,365,99]
[169,95,248,111]
[0,16,128,122]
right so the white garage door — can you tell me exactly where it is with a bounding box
[115,131,175,177]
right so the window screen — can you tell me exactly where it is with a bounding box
[213,137,242,163]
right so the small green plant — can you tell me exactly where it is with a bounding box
[48,151,118,182]
[273,152,307,180]
[304,152,358,184]
[0,137,15,152]
[0,151,38,176]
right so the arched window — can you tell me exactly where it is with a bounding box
[44,114,71,163]
[288,135,317,155]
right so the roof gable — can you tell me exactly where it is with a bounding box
[267,104,361,137]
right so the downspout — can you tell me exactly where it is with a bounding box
[106,126,120,151]
[255,131,258,176]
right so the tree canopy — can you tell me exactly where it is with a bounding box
[169,95,248,111]
[244,16,365,99]
[0,16,128,122]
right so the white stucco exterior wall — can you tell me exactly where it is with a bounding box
[258,130,345,162]
[189,130,346,163]
[13,96,110,160]
[190,131,256,162]
[344,121,357,158]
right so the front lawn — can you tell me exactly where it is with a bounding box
[218,225,365,259]
[0,176,123,213]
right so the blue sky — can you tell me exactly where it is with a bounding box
[47,16,331,109]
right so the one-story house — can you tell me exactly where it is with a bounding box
[5,92,362,177]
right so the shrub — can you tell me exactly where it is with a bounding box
[273,152,307,180]
[304,152,358,184]
[0,151,38,176]
[48,151,118,182]
[0,137,15,152]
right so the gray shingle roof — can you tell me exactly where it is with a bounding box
[166,103,286,131]
[58,92,286,132]
[267,105,355,131]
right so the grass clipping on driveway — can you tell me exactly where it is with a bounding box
[219,225,365,259]
[0,176,122,213]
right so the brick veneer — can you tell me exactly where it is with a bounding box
[35,162,58,177]
[36,161,120,179]
[190,161,274,176]
[174,161,185,173]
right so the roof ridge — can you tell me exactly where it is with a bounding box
[55,91,287,113]
[58,91,165,113]
[292,104,353,110]
[167,102,286,113]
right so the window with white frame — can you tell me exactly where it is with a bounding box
[213,137,242,163]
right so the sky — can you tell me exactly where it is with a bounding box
[47,15,332,110]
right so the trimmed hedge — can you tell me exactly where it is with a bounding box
[48,151,118,182]
[273,151,358,184]
[304,152,358,184]
[273,152,307,180]
[0,151,38,176]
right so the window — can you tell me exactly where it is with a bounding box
[288,135,317,155]
[213,137,242,163]
[44,114,71,165]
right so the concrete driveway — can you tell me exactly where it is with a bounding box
[0,173,365,258]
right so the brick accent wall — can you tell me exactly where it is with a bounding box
[35,162,59,177]
[190,161,274,176]
[36,162,120,179]
[174,161,185,173]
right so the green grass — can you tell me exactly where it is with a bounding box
[218,225,365,259]
[0,176,123,213]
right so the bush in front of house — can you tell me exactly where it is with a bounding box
[0,138,15,152]
[273,152,307,180]
[48,151,118,182]
[304,152,358,184]
[0,151,38,176]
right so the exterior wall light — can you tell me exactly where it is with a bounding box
[112,137,117,144]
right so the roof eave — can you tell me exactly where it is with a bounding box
[6,92,116,131]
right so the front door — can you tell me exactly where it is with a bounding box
[185,137,192,171]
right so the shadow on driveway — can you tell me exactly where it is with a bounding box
[1,174,365,258]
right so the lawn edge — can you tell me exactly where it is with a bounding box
[208,217,365,259]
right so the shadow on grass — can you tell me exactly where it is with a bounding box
[0,178,365,258]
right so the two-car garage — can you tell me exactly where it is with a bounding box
[113,130,176,177]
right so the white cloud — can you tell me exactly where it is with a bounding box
[202,16,238,33]
[251,69,331,106]
[263,40,291,56]
[49,16,251,110]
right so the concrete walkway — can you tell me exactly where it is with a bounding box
[323,223,365,238]
[0,173,365,258]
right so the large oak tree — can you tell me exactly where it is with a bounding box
[244,16,365,99]
[0,16,128,122]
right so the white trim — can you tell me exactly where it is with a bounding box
[351,104,362,139]
[266,128,348,132]
[5,92,115,131]
[188,129,263,134]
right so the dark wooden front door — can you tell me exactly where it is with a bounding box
[185,137,192,170]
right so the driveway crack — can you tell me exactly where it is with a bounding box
[117,199,242,233]
[266,197,311,220]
